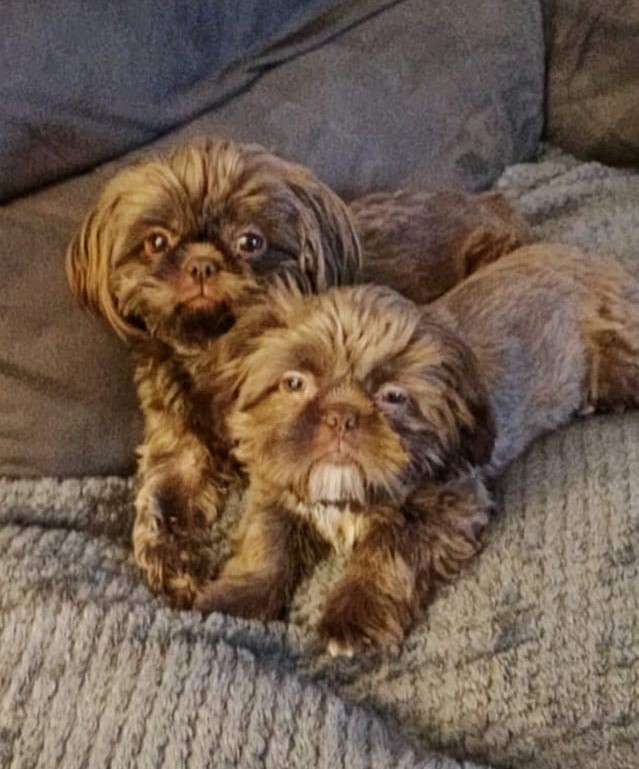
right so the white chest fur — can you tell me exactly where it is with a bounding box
[294,500,365,553]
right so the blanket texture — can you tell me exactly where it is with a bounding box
[2,147,639,768]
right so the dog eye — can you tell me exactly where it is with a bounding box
[376,384,409,407]
[144,230,171,257]
[236,230,266,256]
[281,371,307,393]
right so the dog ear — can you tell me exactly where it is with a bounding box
[66,200,143,343]
[454,374,496,468]
[414,321,496,470]
[286,173,362,291]
[444,332,496,468]
[66,209,100,314]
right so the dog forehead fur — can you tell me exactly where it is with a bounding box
[100,140,296,264]
[240,284,439,389]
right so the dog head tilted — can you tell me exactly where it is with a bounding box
[227,285,496,507]
[66,138,361,347]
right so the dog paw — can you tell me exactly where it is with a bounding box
[454,505,491,542]
[133,491,218,609]
[133,527,204,609]
[319,577,409,655]
[326,638,356,658]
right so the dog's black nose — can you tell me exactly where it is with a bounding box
[183,255,219,281]
[323,405,359,433]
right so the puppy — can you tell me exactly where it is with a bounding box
[66,136,528,608]
[195,244,639,654]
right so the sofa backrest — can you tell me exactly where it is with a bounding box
[544,0,639,165]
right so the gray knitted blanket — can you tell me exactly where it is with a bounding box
[2,147,639,769]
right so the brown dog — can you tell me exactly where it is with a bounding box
[194,244,639,654]
[66,136,529,608]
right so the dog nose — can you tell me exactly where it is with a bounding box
[183,255,218,281]
[323,405,359,433]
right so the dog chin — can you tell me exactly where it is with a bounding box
[174,302,236,339]
[307,463,366,505]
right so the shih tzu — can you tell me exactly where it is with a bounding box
[194,244,639,654]
[66,136,529,608]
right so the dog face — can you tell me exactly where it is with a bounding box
[228,285,495,506]
[66,138,361,345]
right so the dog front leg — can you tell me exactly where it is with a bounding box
[194,503,328,621]
[319,473,493,655]
[133,430,231,608]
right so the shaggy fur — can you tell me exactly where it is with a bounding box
[353,189,532,302]
[195,244,639,654]
[66,137,527,608]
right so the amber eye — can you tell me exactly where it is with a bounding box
[236,230,266,256]
[281,371,307,394]
[376,384,409,407]
[144,230,171,257]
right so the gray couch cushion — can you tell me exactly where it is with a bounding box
[0,179,141,476]
[545,0,639,165]
[0,0,544,476]
[0,0,352,203]
[172,0,544,195]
